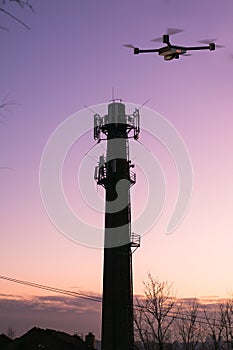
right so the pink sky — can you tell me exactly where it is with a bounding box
[1,0,233,339]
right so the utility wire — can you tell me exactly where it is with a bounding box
[1,274,232,329]
[0,275,102,303]
[134,304,232,329]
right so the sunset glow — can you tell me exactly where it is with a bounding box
[1,0,233,340]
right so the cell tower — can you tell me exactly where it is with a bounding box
[94,100,140,350]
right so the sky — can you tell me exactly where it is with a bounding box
[1,0,233,340]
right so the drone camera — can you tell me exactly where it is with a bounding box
[164,54,174,61]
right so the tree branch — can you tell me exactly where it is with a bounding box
[0,7,30,29]
[0,0,34,30]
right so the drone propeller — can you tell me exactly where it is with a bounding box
[213,44,224,49]
[151,27,184,42]
[198,39,224,48]
[166,27,184,35]
[151,37,163,43]
[123,44,136,49]
[198,39,216,44]
[183,53,192,56]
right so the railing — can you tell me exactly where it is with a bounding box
[96,165,107,187]
[129,170,136,185]
[130,233,140,248]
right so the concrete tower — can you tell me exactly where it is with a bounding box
[94,100,140,350]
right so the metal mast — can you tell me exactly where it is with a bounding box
[94,100,140,350]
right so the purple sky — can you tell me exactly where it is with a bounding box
[1,0,233,340]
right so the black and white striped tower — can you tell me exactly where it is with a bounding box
[94,100,140,350]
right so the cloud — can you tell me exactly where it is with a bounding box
[0,294,101,339]
[0,293,227,340]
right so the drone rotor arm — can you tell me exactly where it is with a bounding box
[123,44,160,55]
[198,39,224,49]
[184,45,213,51]
[137,48,160,54]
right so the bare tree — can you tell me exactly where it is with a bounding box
[0,96,17,110]
[0,0,34,30]
[203,304,225,350]
[134,274,179,350]
[218,298,233,350]
[176,298,203,350]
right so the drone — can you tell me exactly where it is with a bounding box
[124,28,223,61]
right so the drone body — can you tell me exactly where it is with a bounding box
[125,31,218,61]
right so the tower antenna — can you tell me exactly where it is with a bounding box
[83,104,98,115]
[138,97,151,110]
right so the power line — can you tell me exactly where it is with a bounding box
[1,274,232,329]
[0,275,102,303]
[134,304,233,329]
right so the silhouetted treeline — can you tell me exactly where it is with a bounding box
[134,274,233,350]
